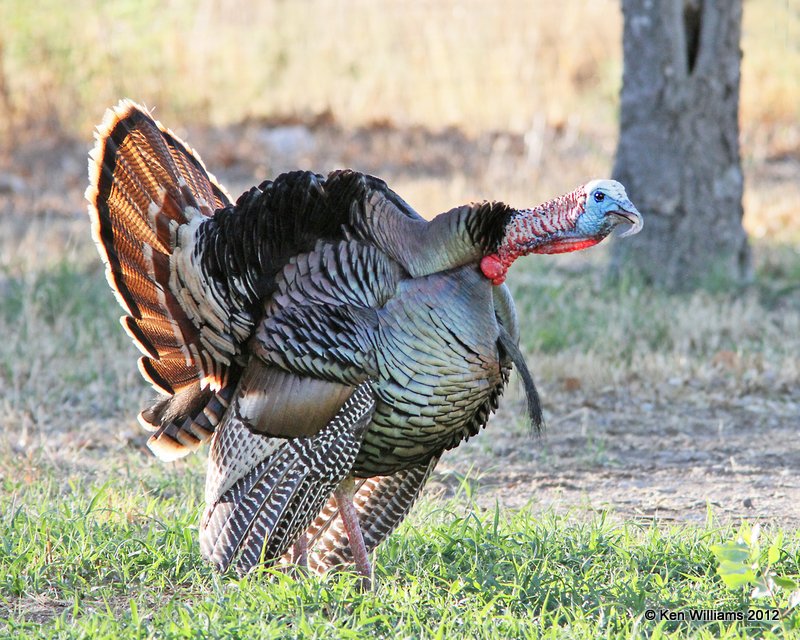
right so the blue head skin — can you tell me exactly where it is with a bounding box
[575,179,643,240]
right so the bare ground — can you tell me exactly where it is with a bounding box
[438,385,800,528]
[1,120,798,530]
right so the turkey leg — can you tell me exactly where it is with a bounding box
[291,534,308,570]
[334,475,372,590]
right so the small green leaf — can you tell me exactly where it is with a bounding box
[717,562,756,589]
[767,532,783,565]
[788,590,800,610]
[773,576,798,590]
[711,542,751,564]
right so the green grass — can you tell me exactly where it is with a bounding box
[0,262,112,327]
[2,250,797,435]
[505,243,800,396]
[1,468,799,639]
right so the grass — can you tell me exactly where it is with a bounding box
[507,243,800,395]
[1,248,797,439]
[2,467,799,639]
[0,0,623,138]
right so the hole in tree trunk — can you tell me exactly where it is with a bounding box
[683,0,702,73]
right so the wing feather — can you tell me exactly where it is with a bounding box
[201,378,375,575]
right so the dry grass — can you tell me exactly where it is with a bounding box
[0,0,623,136]
[0,0,797,135]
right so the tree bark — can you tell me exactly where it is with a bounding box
[611,0,751,290]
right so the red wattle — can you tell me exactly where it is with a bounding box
[480,254,507,285]
[531,237,602,255]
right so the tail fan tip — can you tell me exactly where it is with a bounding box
[86,98,231,209]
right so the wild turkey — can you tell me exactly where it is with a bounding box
[86,100,642,586]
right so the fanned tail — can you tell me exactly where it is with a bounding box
[200,381,375,575]
[86,99,232,396]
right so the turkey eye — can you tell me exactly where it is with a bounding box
[594,192,605,203]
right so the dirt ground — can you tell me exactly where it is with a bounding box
[1,121,798,530]
[437,384,799,528]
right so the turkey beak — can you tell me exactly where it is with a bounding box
[609,205,643,238]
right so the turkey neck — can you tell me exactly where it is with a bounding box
[364,201,514,278]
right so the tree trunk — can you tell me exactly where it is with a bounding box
[611,0,751,290]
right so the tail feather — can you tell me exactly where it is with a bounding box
[86,99,232,395]
[200,381,375,575]
[139,378,236,461]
